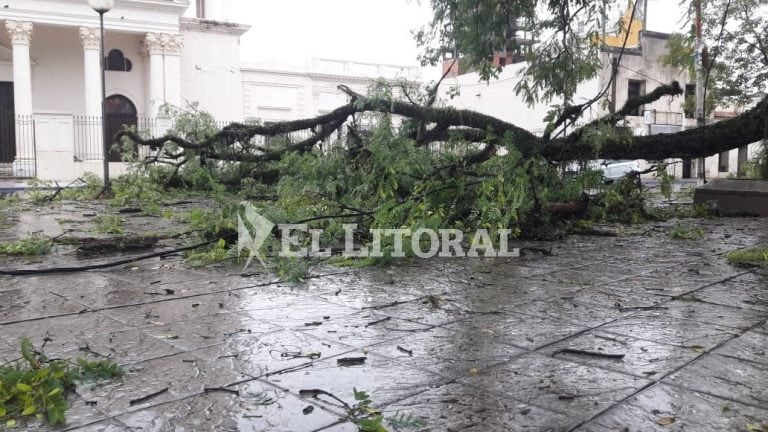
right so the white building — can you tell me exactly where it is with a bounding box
[597,30,761,179]
[438,61,600,136]
[0,0,420,183]
[242,59,421,122]
[439,28,761,180]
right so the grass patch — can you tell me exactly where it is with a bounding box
[0,234,52,256]
[726,246,768,268]
[670,223,705,240]
[0,339,123,427]
[92,215,125,234]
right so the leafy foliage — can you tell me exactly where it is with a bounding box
[662,0,768,106]
[669,223,705,240]
[726,245,768,268]
[414,0,606,105]
[92,215,125,235]
[348,388,424,432]
[0,339,123,428]
[0,234,52,256]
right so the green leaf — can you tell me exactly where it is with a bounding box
[21,405,37,416]
[6,419,16,428]
[0,405,6,417]
[15,383,32,393]
[46,388,62,397]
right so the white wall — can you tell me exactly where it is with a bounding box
[599,31,689,136]
[241,59,414,122]
[27,25,84,114]
[180,21,245,121]
[103,32,147,116]
[439,62,600,134]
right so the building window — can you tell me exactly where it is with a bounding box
[105,50,132,72]
[627,80,645,116]
[718,151,730,173]
[684,84,695,118]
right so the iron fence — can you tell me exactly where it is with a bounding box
[73,115,158,162]
[0,114,36,178]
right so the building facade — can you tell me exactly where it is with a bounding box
[598,30,761,179]
[242,59,421,122]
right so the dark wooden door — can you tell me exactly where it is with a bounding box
[105,95,137,162]
[0,82,15,163]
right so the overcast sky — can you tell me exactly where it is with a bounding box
[204,0,688,79]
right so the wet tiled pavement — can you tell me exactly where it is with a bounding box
[1,215,767,431]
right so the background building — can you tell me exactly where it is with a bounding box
[0,0,419,182]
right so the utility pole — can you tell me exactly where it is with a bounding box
[610,56,618,114]
[694,0,706,184]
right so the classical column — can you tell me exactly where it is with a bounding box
[5,21,34,176]
[5,21,33,117]
[162,34,183,108]
[144,33,165,115]
[79,27,102,117]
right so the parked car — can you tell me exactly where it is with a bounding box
[565,159,642,183]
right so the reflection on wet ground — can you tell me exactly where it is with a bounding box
[0,210,767,431]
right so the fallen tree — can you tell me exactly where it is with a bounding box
[118,81,766,173]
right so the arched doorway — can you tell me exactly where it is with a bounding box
[105,94,137,162]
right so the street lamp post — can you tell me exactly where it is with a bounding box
[88,0,114,190]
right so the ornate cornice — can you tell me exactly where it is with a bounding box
[143,32,183,56]
[179,18,250,36]
[161,33,183,55]
[78,26,100,50]
[5,21,33,45]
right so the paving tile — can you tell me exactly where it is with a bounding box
[234,293,360,330]
[76,352,249,417]
[663,353,768,409]
[65,418,128,431]
[0,312,130,357]
[544,263,639,286]
[609,274,704,298]
[264,353,449,412]
[382,382,574,431]
[458,353,650,418]
[357,296,472,327]
[296,310,433,349]
[102,292,245,327]
[56,329,182,366]
[691,273,768,312]
[0,287,85,324]
[566,284,667,311]
[541,331,701,379]
[444,278,575,313]
[115,382,344,432]
[140,311,283,351]
[581,383,768,432]
[97,262,209,288]
[441,311,589,350]
[638,300,767,330]
[367,326,525,378]
[713,330,768,366]
[190,328,355,378]
[599,314,740,349]
[509,298,632,327]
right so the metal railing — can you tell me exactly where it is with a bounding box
[0,114,36,178]
[73,115,158,162]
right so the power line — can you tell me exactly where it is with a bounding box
[617,64,668,85]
